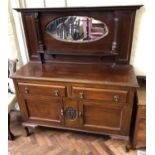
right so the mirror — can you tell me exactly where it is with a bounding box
[46,16,109,43]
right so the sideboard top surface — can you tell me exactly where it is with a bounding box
[12,63,138,87]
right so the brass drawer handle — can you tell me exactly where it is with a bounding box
[54,89,59,97]
[79,92,84,99]
[79,111,83,118]
[24,87,29,94]
[113,95,120,103]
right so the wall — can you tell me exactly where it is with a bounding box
[10,0,155,75]
[8,0,23,68]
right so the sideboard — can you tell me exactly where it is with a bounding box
[12,5,142,141]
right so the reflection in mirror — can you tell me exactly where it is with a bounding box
[46,16,109,43]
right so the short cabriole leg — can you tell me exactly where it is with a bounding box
[24,126,31,137]
[23,123,38,137]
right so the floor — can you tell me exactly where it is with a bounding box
[9,111,137,155]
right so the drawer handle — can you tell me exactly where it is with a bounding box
[79,111,83,118]
[54,90,59,97]
[60,108,64,116]
[24,87,29,94]
[113,95,120,103]
[79,92,84,99]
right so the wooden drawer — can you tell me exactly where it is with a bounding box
[72,86,128,103]
[18,82,66,97]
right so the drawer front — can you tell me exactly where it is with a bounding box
[72,86,128,103]
[18,82,66,97]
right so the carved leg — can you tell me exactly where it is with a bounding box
[8,113,14,140]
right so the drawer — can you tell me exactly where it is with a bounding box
[18,82,66,97]
[72,86,128,103]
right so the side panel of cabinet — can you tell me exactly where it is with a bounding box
[132,105,146,148]
[79,100,127,135]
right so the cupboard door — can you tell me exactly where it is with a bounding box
[22,96,64,126]
[79,100,126,135]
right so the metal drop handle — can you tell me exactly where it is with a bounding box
[54,90,59,97]
[79,92,84,99]
[24,87,29,94]
[113,95,120,103]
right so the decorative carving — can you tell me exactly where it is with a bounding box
[65,107,77,120]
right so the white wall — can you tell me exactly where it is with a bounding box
[11,0,155,75]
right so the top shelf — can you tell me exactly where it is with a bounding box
[14,5,143,12]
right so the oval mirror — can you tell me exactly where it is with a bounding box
[46,16,109,43]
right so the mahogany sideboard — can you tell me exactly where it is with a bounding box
[12,6,142,141]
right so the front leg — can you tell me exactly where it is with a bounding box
[23,123,38,137]
[24,126,31,137]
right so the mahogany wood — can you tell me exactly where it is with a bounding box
[12,62,138,140]
[12,6,142,141]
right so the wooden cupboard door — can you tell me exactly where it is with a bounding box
[22,96,64,126]
[79,101,126,134]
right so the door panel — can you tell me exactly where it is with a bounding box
[79,100,125,134]
[24,96,64,126]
